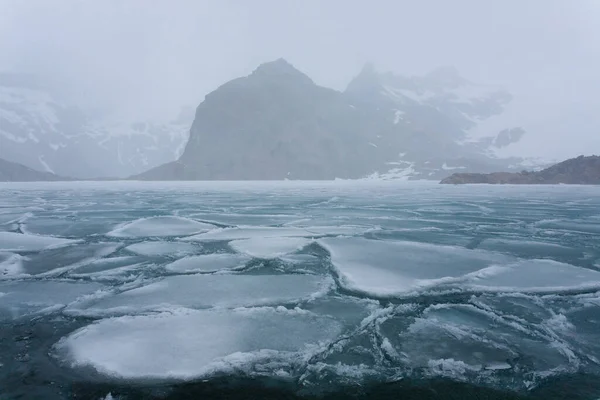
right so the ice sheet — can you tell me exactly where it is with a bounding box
[229,237,312,259]
[0,232,79,252]
[165,253,250,273]
[68,274,331,316]
[56,307,342,380]
[107,216,215,238]
[124,241,200,256]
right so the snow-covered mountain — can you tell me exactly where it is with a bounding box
[0,73,191,178]
[344,64,536,179]
[137,60,539,181]
[1,64,541,181]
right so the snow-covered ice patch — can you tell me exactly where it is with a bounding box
[229,237,312,259]
[107,216,214,238]
[55,307,342,380]
[165,253,250,273]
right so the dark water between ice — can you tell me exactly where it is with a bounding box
[1,181,600,400]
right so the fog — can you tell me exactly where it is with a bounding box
[1,0,599,159]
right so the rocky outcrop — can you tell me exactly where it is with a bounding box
[0,158,66,181]
[440,155,600,184]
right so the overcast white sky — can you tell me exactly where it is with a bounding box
[1,0,599,159]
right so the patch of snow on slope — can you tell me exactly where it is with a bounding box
[38,155,55,174]
[441,163,466,170]
[393,110,405,124]
[366,160,416,181]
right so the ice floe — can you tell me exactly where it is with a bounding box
[0,280,105,319]
[319,237,512,297]
[67,274,331,317]
[56,307,342,380]
[229,237,312,259]
[107,216,215,238]
[0,232,79,252]
[165,253,250,273]
[464,259,600,293]
[183,226,314,241]
[124,241,200,256]
[320,237,600,296]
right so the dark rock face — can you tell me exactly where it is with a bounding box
[0,158,65,182]
[440,155,600,184]
[135,59,531,181]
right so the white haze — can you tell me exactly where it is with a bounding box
[0,0,599,159]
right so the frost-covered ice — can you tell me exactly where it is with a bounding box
[69,274,331,316]
[107,216,215,238]
[124,241,199,256]
[0,232,78,252]
[229,237,312,259]
[165,253,250,273]
[56,307,342,380]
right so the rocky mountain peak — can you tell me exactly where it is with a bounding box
[345,62,382,96]
[251,58,313,85]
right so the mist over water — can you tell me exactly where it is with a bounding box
[1,181,600,399]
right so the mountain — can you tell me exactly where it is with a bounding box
[137,59,378,180]
[0,73,192,179]
[0,157,66,182]
[137,60,533,180]
[440,155,600,184]
[344,64,532,179]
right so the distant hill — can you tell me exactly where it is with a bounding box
[440,155,600,184]
[135,59,533,181]
[0,157,67,182]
